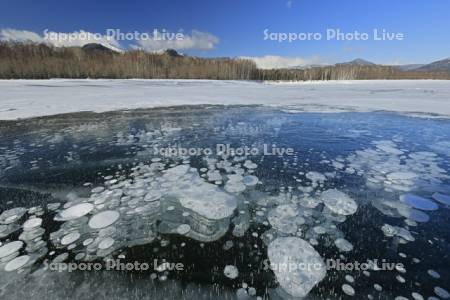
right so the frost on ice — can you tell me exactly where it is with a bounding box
[268,237,326,298]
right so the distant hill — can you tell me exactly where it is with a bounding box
[290,64,330,70]
[414,58,450,72]
[337,58,376,66]
[82,43,123,53]
[394,64,425,71]
[163,49,182,57]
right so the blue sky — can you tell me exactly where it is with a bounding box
[1,0,449,67]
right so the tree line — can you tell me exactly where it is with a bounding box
[0,42,449,80]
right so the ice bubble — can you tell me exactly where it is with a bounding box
[242,175,259,186]
[176,224,191,235]
[411,292,424,300]
[313,226,326,235]
[434,287,450,299]
[306,171,326,187]
[381,224,396,237]
[236,288,247,298]
[375,141,404,155]
[298,197,320,208]
[396,275,405,283]
[0,241,23,258]
[400,194,438,211]
[334,238,353,252]
[345,275,355,283]
[177,187,237,220]
[268,237,326,298]
[387,172,417,181]
[397,228,415,242]
[342,284,355,296]
[69,252,83,261]
[0,207,27,224]
[91,187,105,193]
[225,181,246,193]
[397,206,430,223]
[98,237,115,249]
[243,160,257,169]
[432,192,450,206]
[268,204,299,234]
[320,189,357,216]
[54,203,94,221]
[223,265,239,279]
[83,238,94,246]
[22,217,42,230]
[52,252,69,263]
[4,255,30,271]
[88,210,120,229]
[207,170,222,182]
[163,165,238,220]
[429,141,450,156]
[144,190,162,202]
[61,231,81,245]
[428,269,441,279]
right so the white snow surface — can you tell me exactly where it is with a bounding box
[0,79,450,120]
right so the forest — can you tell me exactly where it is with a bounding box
[1,42,449,80]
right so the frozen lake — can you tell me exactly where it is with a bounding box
[0,105,449,299]
[1,79,450,120]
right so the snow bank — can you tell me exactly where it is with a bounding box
[0,79,450,120]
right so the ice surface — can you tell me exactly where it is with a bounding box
[2,80,450,120]
[268,237,326,298]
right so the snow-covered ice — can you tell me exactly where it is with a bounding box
[1,79,450,120]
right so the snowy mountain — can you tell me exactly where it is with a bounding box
[414,58,450,72]
[394,64,425,71]
[336,58,376,66]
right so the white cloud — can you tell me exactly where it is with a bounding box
[0,28,122,52]
[132,30,219,52]
[44,30,122,52]
[240,55,326,69]
[1,28,219,53]
[0,28,43,43]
